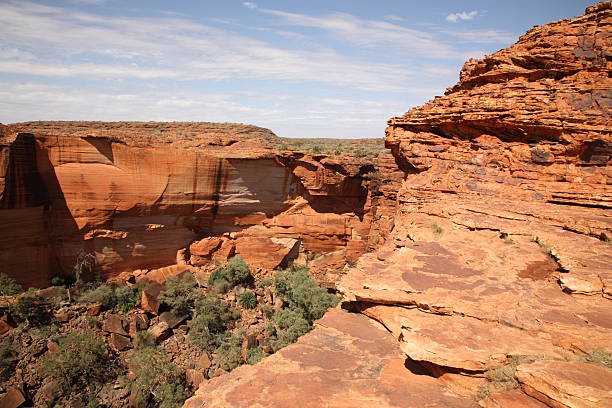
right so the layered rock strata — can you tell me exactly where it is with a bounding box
[340,2,611,406]
[186,3,611,407]
[0,122,401,287]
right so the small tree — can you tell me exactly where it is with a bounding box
[73,251,97,284]
[158,273,197,315]
[215,335,243,371]
[225,256,251,285]
[189,296,239,350]
[42,332,110,394]
[81,284,116,310]
[129,345,188,407]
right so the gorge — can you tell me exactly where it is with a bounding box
[0,2,611,408]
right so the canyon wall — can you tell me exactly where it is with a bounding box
[186,3,611,408]
[0,122,401,287]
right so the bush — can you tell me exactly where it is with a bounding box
[189,296,240,350]
[208,257,251,293]
[270,308,310,351]
[81,284,138,312]
[430,222,443,237]
[11,289,49,326]
[134,331,156,350]
[129,346,187,407]
[215,335,243,371]
[0,273,23,296]
[81,284,116,310]
[158,273,197,315]
[115,285,138,312]
[484,355,546,391]
[274,266,340,323]
[42,332,110,393]
[246,346,265,365]
[225,257,251,285]
[239,292,257,309]
[584,350,612,369]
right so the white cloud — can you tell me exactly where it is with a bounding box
[259,9,468,59]
[242,2,257,9]
[385,15,404,22]
[446,11,479,23]
[0,1,421,91]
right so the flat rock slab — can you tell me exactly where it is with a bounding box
[362,305,566,372]
[481,389,549,408]
[516,360,612,408]
[184,309,477,408]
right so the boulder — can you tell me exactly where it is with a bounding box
[158,311,187,330]
[110,333,132,351]
[185,369,206,388]
[103,314,129,336]
[139,282,164,315]
[147,321,171,343]
[129,313,150,338]
[0,388,25,408]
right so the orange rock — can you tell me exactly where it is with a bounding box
[516,360,612,408]
[109,333,132,351]
[184,309,476,408]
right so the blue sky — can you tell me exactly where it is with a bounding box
[0,0,593,138]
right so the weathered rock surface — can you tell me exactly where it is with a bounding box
[516,360,612,407]
[337,2,612,405]
[0,122,400,287]
[184,309,476,408]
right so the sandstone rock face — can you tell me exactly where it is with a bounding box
[0,122,400,287]
[183,309,476,408]
[336,2,612,406]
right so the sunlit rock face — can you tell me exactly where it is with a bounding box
[336,2,612,405]
[0,122,401,287]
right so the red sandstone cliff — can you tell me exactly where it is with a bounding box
[186,3,611,408]
[0,122,400,287]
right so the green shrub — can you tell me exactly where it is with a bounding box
[115,285,138,312]
[189,296,239,350]
[134,331,156,350]
[239,292,257,309]
[246,346,265,365]
[225,256,251,285]
[158,273,197,315]
[129,346,187,407]
[208,257,251,292]
[274,266,340,323]
[50,276,66,287]
[11,289,49,326]
[81,284,116,310]
[430,222,443,237]
[215,335,243,371]
[261,304,273,319]
[42,332,110,393]
[270,308,310,351]
[0,273,23,296]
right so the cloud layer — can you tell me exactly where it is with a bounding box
[0,1,517,138]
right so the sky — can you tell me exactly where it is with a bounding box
[0,0,594,139]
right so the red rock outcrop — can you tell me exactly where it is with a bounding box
[0,122,401,287]
[184,309,477,408]
[337,2,612,406]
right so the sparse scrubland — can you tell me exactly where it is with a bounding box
[0,258,339,407]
